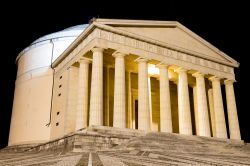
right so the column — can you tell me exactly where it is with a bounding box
[89,47,104,126]
[159,65,172,132]
[176,68,192,135]
[137,58,150,131]
[113,52,126,128]
[208,89,216,137]
[65,66,79,134]
[192,72,211,137]
[75,59,90,130]
[209,76,227,138]
[224,79,241,140]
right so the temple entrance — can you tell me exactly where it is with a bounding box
[132,98,139,129]
[134,100,138,129]
[131,88,138,130]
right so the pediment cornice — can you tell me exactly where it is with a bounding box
[93,22,239,67]
[52,20,239,69]
[94,19,239,66]
[52,19,237,80]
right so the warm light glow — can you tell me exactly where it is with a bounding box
[148,64,159,76]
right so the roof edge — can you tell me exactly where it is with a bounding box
[52,18,239,68]
[175,22,239,67]
[94,22,239,67]
[94,18,179,27]
[95,18,239,67]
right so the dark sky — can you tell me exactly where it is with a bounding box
[0,1,249,148]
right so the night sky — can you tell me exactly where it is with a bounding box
[0,1,249,148]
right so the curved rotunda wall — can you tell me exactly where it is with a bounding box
[8,25,88,146]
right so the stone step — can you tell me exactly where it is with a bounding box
[1,126,249,165]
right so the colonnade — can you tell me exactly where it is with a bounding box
[74,47,241,140]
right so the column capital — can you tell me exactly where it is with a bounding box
[68,65,78,70]
[78,58,91,64]
[209,76,221,82]
[135,57,149,63]
[91,47,104,53]
[174,67,187,74]
[192,72,204,78]
[224,79,236,85]
[112,51,126,58]
[156,63,170,69]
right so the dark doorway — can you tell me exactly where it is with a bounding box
[135,100,138,129]
[189,86,197,135]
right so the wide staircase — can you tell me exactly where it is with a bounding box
[0,126,250,165]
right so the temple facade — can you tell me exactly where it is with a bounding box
[9,19,241,146]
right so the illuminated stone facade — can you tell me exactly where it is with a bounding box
[9,19,241,146]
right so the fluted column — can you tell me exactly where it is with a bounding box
[137,58,150,131]
[224,79,241,140]
[89,47,104,126]
[113,52,126,128]
[208,89,216,137]
[75,59,90,130]
[209,76,227,138]
[192,72,211,137]
[176,68,192,135]
[64,66,79,134]
[159,64,172,132]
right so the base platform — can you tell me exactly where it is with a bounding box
[1,126,249,165]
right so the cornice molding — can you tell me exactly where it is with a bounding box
[94,19,239,66]
[93,22,239,67]
[52,21,239,68]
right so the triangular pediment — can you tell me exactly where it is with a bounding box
[94,19,239,67]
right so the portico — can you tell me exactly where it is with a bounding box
[50,19,241,141]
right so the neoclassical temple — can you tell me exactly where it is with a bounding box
[9,19,241,146]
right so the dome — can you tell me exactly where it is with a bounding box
[11,24,89,145]
[31,24,89,44]
[16,24,89,61]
